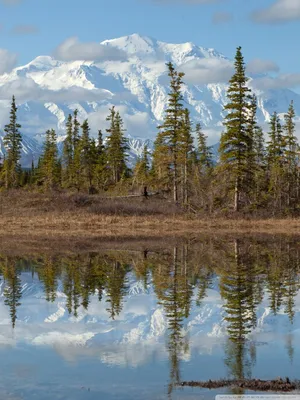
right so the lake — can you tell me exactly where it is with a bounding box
[0,237,300,399]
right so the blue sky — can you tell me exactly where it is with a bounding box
[0,0,299,75]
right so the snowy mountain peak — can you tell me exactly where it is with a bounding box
[0,33,300,167]
[102,33,158,56]
[102,33,226,65]
[16,56,61,73]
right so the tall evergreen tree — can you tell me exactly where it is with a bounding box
[152,131,171,189]
[283,101,299,208]
[72,109,82,191]
[62,114,73,187]
[246,96,266,206]
[94,129,107,190]
[133,144,150,187]
[179,109,194,204]
[2,96,22,189]
[72,109,80,148]
[267,112,286,212]
[196,122,213,170]
[219,47,252,212]
[158,62,186,203]
[39,129,60,190]
[105,107,129,185]
[79,119,94,189]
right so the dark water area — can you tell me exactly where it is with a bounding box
[1,237,300,399]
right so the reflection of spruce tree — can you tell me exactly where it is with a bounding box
[91,256,109,302]
[267,256,284,315]
[79,255,109,309]
[285,334,294,364]
[196,271,214,307]
[265,242,300,321]
[80,257,94,310]
[2,259,22,329]
[38,257,59,302]
[282,245,300,323]
[220,240,253,341]
[63,260,81,317]
[180,245,194,318]
[220,240,259,381]
[224,339,255,383]
[105,261,129,320]
[154,247,193,396]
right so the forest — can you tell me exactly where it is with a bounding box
[0,46,299,217]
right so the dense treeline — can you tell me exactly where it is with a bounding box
[0,47,299,215]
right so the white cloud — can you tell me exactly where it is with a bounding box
[212,11,233,24]
[0,48,17,75]
[246,59,280,74]
[12,24,38,35]
[252,0,300,23]
[54,37,127,62]
[0,76,132,103]
[0,76,138,111]
[251,73,300,90]
[182,58,234,85]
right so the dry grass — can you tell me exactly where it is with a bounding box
[1,190,300,251]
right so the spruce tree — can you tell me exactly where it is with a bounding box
[283,101,298,208]
[62,114,73,187]
[79,119,94,189]
[219,47,252,212]
[267,112,284,165]
[30,159,36,185]
[133,144,150,187]
[2,96,22,189]
[72,109,80,148]
[267,112,285,212]
[192,122,214,211]
[252,124,266,206]
[105,107,129,185]
[158,62,186,203]
[152,131,171,189]
[179,109,194,204]
[246,95,266,207]
[94,129,107,190]
[39,129,60,190]
[72,110,82,191]
[196,122,213,170]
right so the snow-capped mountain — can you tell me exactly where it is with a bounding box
[1,33,300,166]
[0,271,299,370]
[0,131,42,166]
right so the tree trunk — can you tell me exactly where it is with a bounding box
[173,156,178,203]
[234,176,240,212]
[184,158,188,205]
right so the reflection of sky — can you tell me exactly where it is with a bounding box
[0,273,300,400]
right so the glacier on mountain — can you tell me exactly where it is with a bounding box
[1,33,300,166]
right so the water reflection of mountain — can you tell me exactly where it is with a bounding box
[0,238,300,392]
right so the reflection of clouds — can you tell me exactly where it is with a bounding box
[32,332,95,347]
[0,276,300,370]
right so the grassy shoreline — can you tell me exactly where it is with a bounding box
[1,191,300,251]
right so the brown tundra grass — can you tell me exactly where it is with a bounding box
[1,190,300,248]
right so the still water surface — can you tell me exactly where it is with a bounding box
[0,238,300,399]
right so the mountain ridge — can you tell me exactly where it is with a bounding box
[0,33,299,166]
